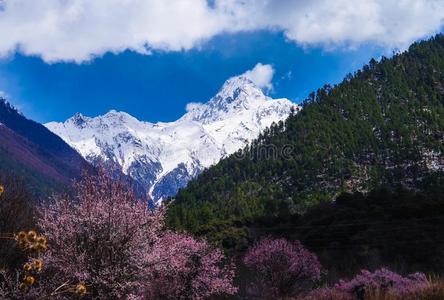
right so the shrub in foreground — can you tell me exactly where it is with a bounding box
[243,237,322,298]
[303,268,429,300]
[0,176,36,271]
[335,268,427,297]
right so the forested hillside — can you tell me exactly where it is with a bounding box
[167,35,444,244]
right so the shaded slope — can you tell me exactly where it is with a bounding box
[0,99,89,195]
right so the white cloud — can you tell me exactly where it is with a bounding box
[0,0,226,62]
[0,0,443,62]
[227,0,444,50]
[241,63,275,91]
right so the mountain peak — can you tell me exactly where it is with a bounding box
[214,75,265,105]
[104,109,119,116]
[69,112,89,128]
[0,97,20,115]
[219,75,256,94]
[102,109,135,120]
[73,112,85,120]
[182,75,273,124]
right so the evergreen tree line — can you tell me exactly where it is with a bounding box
[166,35,444,252]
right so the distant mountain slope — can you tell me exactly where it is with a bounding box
[46,76,299,202]
[167,35,444,235]
[0,99,88,195]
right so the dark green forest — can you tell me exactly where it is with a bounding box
[167,35,444,253]
[249,187,444,277]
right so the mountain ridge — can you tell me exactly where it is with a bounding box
[0,98,89,195]
[46,75,300,201]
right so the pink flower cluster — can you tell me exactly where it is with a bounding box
[335,268,427,297]
[146,232,237,299]
[304,268,428,300]
[38,171,237,299]
[243,237,322,298]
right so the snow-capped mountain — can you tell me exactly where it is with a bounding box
[45,75,300,202]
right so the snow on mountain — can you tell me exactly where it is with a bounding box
[45,75,300,202]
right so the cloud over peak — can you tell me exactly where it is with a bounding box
[241,63,275,91]
[0,0,443,62]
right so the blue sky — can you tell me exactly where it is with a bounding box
[0,31,385,123]
[0,1,443,123]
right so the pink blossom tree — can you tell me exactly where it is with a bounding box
[145,232,237,299]
[38,171,237,299]
[243,237,322,298]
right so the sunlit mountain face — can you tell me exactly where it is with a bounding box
[46,75,299,202]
